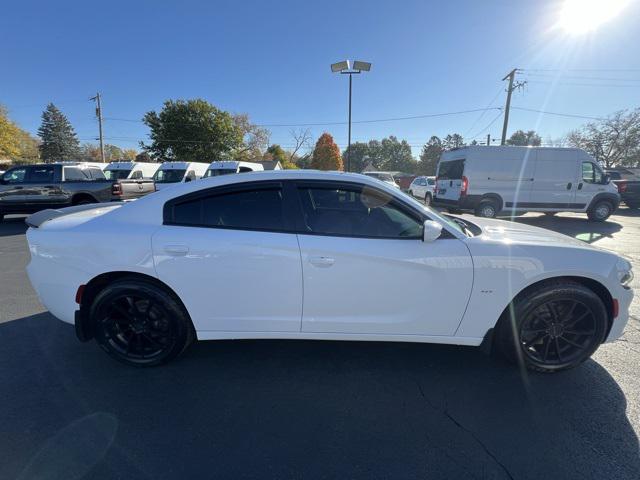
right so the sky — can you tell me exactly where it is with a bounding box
[2,0,640,156]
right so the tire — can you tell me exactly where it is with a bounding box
[90,279,194,367]
[587,200,613,222]
[74,198,95,206]
[424,193,432,206]
[475,199,499,218]
[544,212,557,217]
[494,281,608,373]
[408,190,414,198]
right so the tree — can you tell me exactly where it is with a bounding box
[135,151,153,163]
[311,133,343,171]
[442,133,465,150]
[80,143,132,162]
[232,113,270,161]
[418,136,443,175]
[263,144,297,169]
[342,142,370,172]
[37,103,80,162]
[122,149,138,161]
[507,130,542,146]
[141,99,243,162]
[289,128,312,163]
[379,136,416,172]
[566,109,640,168]
[0,105,22,159]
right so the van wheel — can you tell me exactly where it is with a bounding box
[424,193,432,206]
[494,281,607,373]
[587,200,613,222]
[475,199,499,218]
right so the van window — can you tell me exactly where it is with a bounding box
[438,160,464,180]
[154,169,186,183]
[582,162,603,184]
[88,167,106,180]
[104,169,131,180]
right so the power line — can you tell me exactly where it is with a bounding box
[462,86,505,137]
[524,79,640,88]
[510,106,603,120]
[103,107,502,128]
[523,73,640,82]
[467,109,504,141]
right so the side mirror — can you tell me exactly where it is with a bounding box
[602,174,611,185]
[184,176,192,182]
[423,220,443,242]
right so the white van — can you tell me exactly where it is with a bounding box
[203,161,264,177]
[153,162,209,190]
[103,161,160,180]
[433,146,620,221]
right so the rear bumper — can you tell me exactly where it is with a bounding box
[432,195,481,211]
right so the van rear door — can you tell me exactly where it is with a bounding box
[436,159,465,202]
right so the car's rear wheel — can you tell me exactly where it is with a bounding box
[495,281,608,373]
[587,200,613,222]
[91,280,194,367]
[424,193,432,206]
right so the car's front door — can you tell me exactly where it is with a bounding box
[293,181,473,336]
[575,161,609,207]
[152,181,303,332]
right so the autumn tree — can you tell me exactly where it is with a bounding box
[141,99,243,162]
[37,103,80,162]
[0,105,39,162]
[135,151,154,162]
[311,133,343,171]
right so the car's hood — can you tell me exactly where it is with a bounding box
[463,216,600,251]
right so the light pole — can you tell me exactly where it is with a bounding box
[331,60,371,172]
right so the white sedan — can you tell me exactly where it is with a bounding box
[25,170,634,372]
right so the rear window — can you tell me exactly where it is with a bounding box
[437,160,465,180]
[104,169,132,180]
[154,169,186,183]
[204,168,237,177]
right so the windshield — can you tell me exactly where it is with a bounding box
[153,169,186,183]
[104,169,131,180]
[204,168,236,177]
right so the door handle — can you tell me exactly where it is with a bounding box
[577,183,583,190]
[163,244,189,256]
[566,182,572,190]
[309,255,335,267]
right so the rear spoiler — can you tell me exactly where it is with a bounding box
[25,204,114,228]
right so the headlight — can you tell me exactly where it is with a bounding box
[617,258,634,288]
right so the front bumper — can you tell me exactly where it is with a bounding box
[606,285,634,342]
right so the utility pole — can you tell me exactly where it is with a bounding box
[90,92,105,162]
[500,69,526,145]
[347,73,352,172]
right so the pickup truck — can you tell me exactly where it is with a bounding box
[0,163,154,221]
[606,169,640,209]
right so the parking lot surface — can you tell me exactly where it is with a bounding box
[1,209,639,479]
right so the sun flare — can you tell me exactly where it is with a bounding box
[558,0,630,34]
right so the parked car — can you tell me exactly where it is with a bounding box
[362,171,400,188]
[606,169,640,210]
[152,162,209,190]
[203,161,264,177]
[433,146,620,221]
[0,163,114,221]
[393,173,417,192]
[408,176,436,205]
[25,170,633,373]
[103,161,158,201]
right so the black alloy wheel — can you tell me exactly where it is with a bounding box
[92,280,193,366]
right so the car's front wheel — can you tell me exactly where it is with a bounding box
[587,200,613,222]
[91,279,194,366]
[495,281,608,373]
[424,193,432,206]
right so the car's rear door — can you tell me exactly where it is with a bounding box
[293,180,473,336]
[152,181,303,333]
[21,164,64,206]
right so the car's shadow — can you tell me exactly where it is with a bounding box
[0,215,28,237]
[1,313,638,479]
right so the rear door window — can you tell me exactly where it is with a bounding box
[27,165,55,183]
[437,160,464,180]
[166,184,287,232]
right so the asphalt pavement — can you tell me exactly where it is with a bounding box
[1,209,639,479]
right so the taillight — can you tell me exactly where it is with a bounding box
[112,183,122,196]
[461,175,469,196]
[617,181,627,193]
[75,285,86,304]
